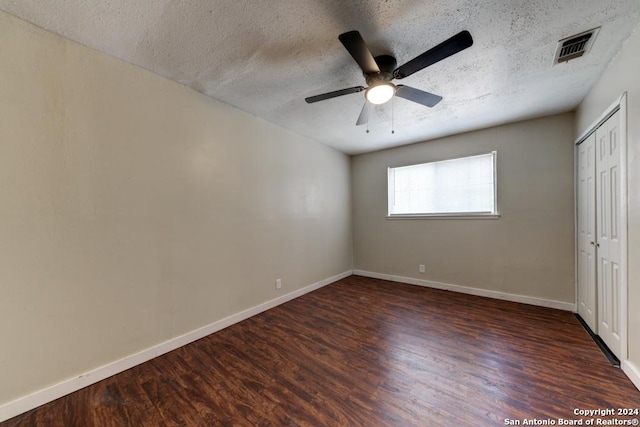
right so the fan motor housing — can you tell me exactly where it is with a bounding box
[365,55,397,84]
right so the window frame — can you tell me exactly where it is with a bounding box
[386,151,499,219]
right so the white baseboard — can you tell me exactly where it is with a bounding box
[0,270,352,423]
[353,269,575,311]
[622,360,640,392]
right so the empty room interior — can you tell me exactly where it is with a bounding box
[1,1,640,425]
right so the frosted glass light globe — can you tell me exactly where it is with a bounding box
[365,83,395,105]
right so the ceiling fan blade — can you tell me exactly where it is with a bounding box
[395,85,443,107]
[356,101,373,126]
[338,31,381,75]
[394,30,473,79]
[305,86,365,103]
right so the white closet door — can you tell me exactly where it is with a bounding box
[577,133,597,331]
[596,110,622,358]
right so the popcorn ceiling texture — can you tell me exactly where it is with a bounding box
[0,0,638,154]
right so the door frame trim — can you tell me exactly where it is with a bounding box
[575,92,628,362]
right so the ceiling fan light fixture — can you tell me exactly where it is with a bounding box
[365,82,395,105]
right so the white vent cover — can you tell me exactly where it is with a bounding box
[553,27,600,64]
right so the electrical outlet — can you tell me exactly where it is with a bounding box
[275,278,282,290]
[419,264,425,274]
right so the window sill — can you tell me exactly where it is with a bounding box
[386,213,501,220]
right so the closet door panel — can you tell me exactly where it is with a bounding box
[595,111,621,358]
[577,133,597,331]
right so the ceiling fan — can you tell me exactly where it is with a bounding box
[305,30,473,126]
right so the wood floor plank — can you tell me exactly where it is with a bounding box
[3,275,640,426]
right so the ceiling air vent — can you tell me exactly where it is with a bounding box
[553,27,600,64]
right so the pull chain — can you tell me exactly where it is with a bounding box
[391,96,395,134]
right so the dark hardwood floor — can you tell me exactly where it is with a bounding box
[3,275,640,426]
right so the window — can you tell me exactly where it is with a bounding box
[387,151,497,217]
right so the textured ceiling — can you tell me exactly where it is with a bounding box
[1,0,639,154]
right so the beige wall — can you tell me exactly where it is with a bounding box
[575,24,640,369]
[352,113,576,303]
[0,11,352,406]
